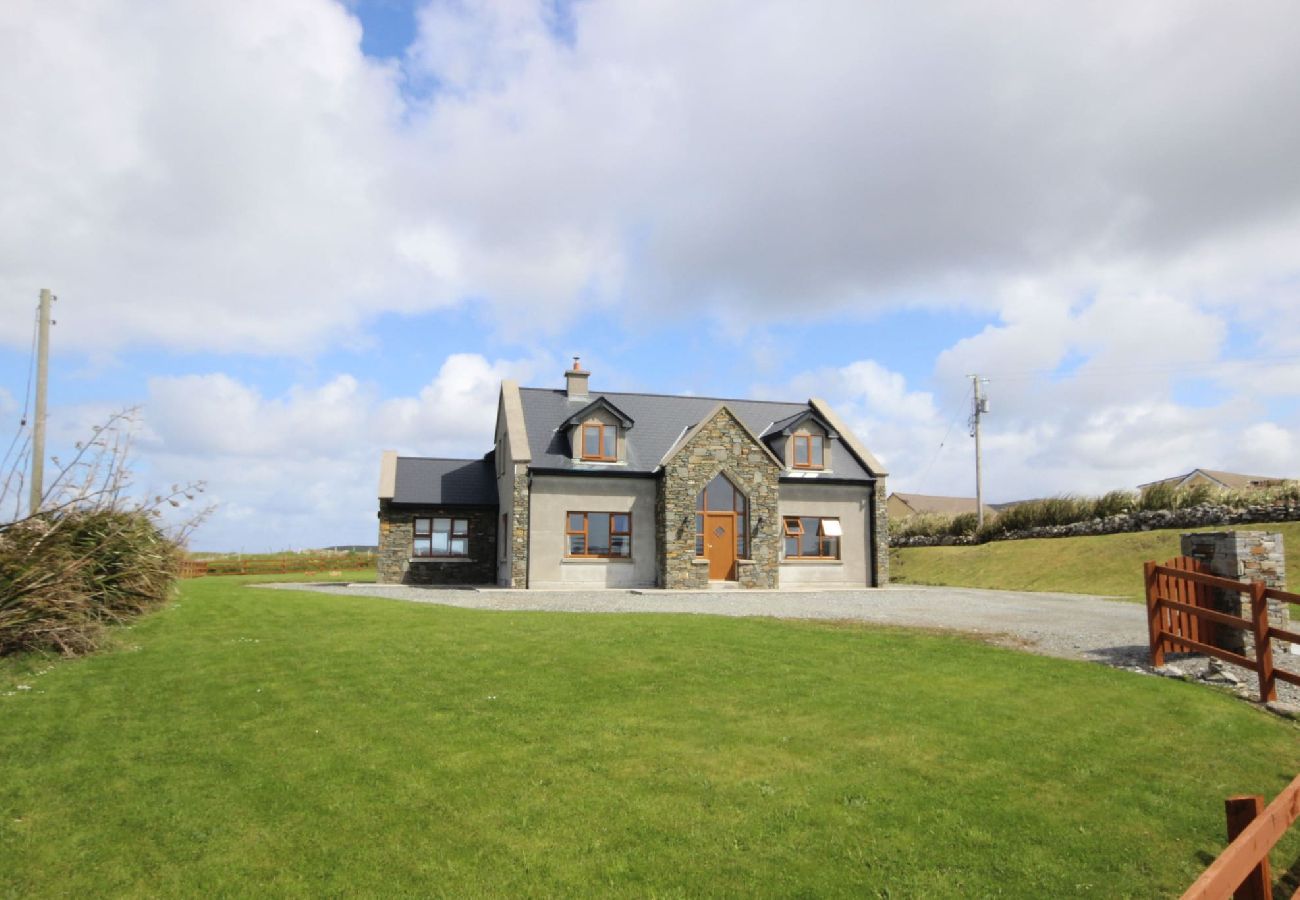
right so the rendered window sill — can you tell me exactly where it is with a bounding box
[562,557,634,564]
[782,559,843,565]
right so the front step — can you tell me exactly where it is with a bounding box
[707,580,741,590]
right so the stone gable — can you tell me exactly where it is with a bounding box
[656,406,781,589]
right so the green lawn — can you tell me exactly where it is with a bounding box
[2,575,1298,897]
[893,523,1300,610]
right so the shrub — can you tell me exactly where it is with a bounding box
[947,512,979,537]
[0,509,181,655]
[1090,489,1136,518]
[891,513,953,540]
[0,410,204,657]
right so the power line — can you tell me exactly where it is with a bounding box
[913,398,967,489]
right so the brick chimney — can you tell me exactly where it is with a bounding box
[565,357,590,400]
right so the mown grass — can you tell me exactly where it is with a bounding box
[2,575,1298,896]
[893,523,1300,609]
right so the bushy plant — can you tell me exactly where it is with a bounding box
[0,411,205,656]
[947,512,979,537]
[1090,489,1136,518]
[891,513,954,540]
[1136,482,1179,512]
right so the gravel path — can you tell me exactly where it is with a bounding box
[264,582,1152,665]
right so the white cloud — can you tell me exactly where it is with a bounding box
[138,352,545,550]
[4,1,1300,352]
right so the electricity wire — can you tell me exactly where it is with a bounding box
[913,398,968,490]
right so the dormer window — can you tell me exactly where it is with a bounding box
[792,433,824,469]
[582,423,617,461]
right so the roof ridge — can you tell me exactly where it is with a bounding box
[518,386,806,406]
[396,455,489,463]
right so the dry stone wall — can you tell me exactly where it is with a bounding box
[893,501,1300,548]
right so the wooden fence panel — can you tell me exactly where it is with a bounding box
[1181,772,1300,900]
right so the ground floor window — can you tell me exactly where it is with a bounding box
[414,516,469,558]
[566,512,631,558]
[783,516,841,559]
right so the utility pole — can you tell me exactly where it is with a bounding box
[29,289,52,517]
[968,374,988,528]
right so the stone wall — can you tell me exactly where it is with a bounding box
[893,501,1300,547]
[872,479,889,586]
[657,407,781,589]
[1181,531,1288,655]
[377,502,497,585]
[509,465,529,588]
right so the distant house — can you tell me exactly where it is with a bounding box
[887,492,997,521]
[376,361,890,589]
[1137,469,1289,492]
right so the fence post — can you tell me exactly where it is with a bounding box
[1251,581,1277,703]
[1145,562,1165,667]
[1224,794,1272,900]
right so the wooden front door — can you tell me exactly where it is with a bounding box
[704,513,736,581]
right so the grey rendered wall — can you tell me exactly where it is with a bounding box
[778,482,873,587]
[528,474,658,588]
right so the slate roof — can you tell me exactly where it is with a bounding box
[391,454,497,505]
[517,388,876,481]
[1137,468,1290,491]
[890,493,997,518]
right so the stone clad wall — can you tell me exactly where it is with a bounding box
[1181,531,1288,655]
[510,464,529,587]
[657,407,781,589]
[378,502,497,585]
[872,480,889,586]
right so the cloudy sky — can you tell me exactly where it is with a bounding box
[2,0,1298,551]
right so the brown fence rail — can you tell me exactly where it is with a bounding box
[180,554,377,578]
[1144,557,1300,703]
[1180,772,1300,900]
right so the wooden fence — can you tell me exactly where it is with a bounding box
[1144,556,1300,703]
[179,554,377,578]
[1180,772,1300,900]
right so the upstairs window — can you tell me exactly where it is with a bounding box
[566,512,631,558]
[581,423,617,461]
[414,517,469,558]
[792,433,824,469]
[783,516,840,559]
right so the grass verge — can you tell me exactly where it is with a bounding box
[893,522,1300,611]
[2,575,1298,896]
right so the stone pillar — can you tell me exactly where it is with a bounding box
[1181,531,1288,656]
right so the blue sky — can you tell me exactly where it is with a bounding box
[2,1,1298,551]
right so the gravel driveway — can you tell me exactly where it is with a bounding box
[265,582,1150,666]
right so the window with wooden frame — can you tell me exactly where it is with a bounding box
[791,432,825,469]
[414,516,469,558]
[565,512,632,558]
[580,423,618,461]
[782,516,841,559]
